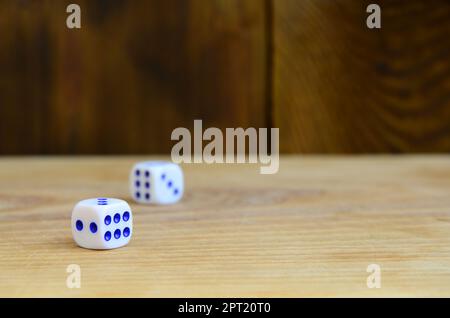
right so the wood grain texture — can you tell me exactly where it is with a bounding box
[273,0,450,153]
[0,0,267,154]
[1,156,450,297]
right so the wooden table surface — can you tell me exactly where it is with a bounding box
[1,156,450,297]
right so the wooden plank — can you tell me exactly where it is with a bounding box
[273,0,450,152]
[0,0,267,154]
[1,156,450,297]
[0,1,53,153]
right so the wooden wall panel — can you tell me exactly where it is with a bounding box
[0,1,53,154]
[0,0,267,154]
[3,0,450,154]
[273,0,450,153]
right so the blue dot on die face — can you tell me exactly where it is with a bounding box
[90,222,97,233]
[161,173,166,180]
[145,182,150,189]
[97,198,108,205]
[76,220,83,231]
[135,170,140,176]
[123,227,130,237]
[167,181,173,188]
[145,171,150,177]
[145,193,150,200]
[104,231,111,241]
[174,188,179,195]
[136,191,141,199]
[123,211,130,222]
[114,229,121,239]
[135,180,140,187]
[104,215,111,225]
[114,213,120,223]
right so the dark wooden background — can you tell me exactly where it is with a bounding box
[0,0,449,154]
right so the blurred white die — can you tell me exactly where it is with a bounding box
[130,161,184,205]
[71,198,133,250]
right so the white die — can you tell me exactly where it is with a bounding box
[129,161,184,205]
[71,198,133,250]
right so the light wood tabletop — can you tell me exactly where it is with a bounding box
[0,156,449,297]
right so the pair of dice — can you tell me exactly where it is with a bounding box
[71,161,183,250]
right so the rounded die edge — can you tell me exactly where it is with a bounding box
[74,239,132,250]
